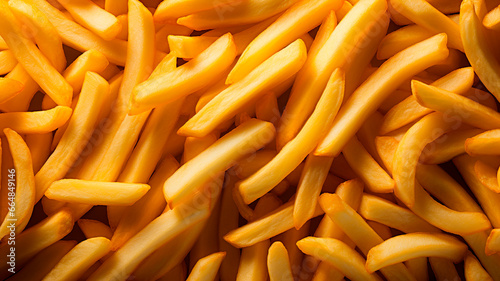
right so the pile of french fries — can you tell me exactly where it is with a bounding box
[3,0,500,280]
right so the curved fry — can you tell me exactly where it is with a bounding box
[466,129,500,156]
[0,106,71,136]
[421,128,483,164]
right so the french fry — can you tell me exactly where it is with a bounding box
[25,133,53,174]
[278,0,387,149]
[130,33,236,115]
[404,258,428,281]
[486,229,500,255]
[365,232,468,273]
[0,78,23,105]
[0,64,39,113]
[0,36,7,50]
[63,50,110,93]
[0,1,72,106]
[159,262,187,281]
[380,67,475,135]
[294,155,333,229]
[334,0,352,20]
[428,257,461,281]
[318,193,417,281]
[466,129,500,156]
[483,4,500,30]
[42,237,111,281]
[186,252,226,281]
[9,0,66,72]
[465,251,494,281]
[155,0,240,21]
[378,25,435,60]
[474,161,500,193]
[0,50,18,75]
[7,240,77,281]
[45,179,150,206]
[342,136,395,194]
[104,0,127,16]
[315,33,449,157]
[460,0,500,102]
[267,241,294,281]
[297,237,382,281]
[56,0,122,41]
[281,220,310,279]
[420,128,483,164]
[179,39,306,138]
[35,72,109,201]
[78,219,113,239]
[177,0,300,30]
[238,69,343,204]
[227,0,343,83]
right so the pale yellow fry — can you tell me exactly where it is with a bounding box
[35,72,109,201]
[46,179,150,206]
[63,50,109,93]
[164,119,275,207]
[297,237,382,281]
[390,0,463,51]
[359,194,440,234]
[342,136,395,194]
[268,241,294,281]
[0,1,72,106]
[78,219,113,240]
[7,241,76,281]
[179,39,306,138]
[465,251,494,280]
[315,33,449,157]
[42,237,111,281]
[187,252,226,281]
[57,0,122,40]
[9,0,66,71]
[227,0,343,83]
[486,229,500,255]
[238,69,343,204]
[87,201,209,281]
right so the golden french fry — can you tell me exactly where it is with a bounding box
[186,252,226,281]
[237,239,270,281]
[0,77,23,104]
[267,241,294,281]
[63,50,109,93]
[473,161,500,193]
[179,39,306,138]
[35,72,109,201]
[342,136,395,194]
[297,237,382,281]
[177,0,300,30]
[278,0,387,149]
[25,133,53,174]
[155,0,239,21]
[238,69,343,204]
[378,24,436,60]
[483,4,500,30]
[315,33,449,157]
[486,229,500,255]
[429,257,461,281]
[130,33,237,115]
[78,219,113,240]
[43,237,111,281]
[466,129,500,156]
[465,251,494,281]
[365,232,467,273]
[421,128,483,164]
[0,50,17,75]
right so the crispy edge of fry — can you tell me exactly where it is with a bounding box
[466,129,500,156]
[474,161,500,193]
[78,219,113,240]
[186,252,226,281]
[486,229,500,255]
[464,251,495,281]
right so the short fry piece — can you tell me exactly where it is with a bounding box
[474,161,500,193]
[78,219,113,240]
[186,252,226,281]
[365,232,467,273]
[42,237,111,281]
[63,50,109,93]
[297,237,382,281]
[46,179,150,206]
[466,129,500,156]
[484,4,500,30]
[267,241,294,281]
[464,251,494,281]
[486,229,500,255]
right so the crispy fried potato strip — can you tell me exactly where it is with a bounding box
[186,252,226,281]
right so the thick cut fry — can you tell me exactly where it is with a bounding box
[165,119,274,208]
[413,82,500,130]
[389,0,463,51]
[473,161,500,193]
[365,233,467,273]
[186,252,226,281]
[429,257,461,281]
[179,39,306,138]
[342,136,395,194]
[130,33,236,114]
[0,1,72,106]
[9,0,66,72]
[35,72,108,201]
[465,251,494,281]
[0,50,17,75]
[294,155,333,229]
[155,0,238,21]
[486,229,500,255]
[7,241,77,281]
[78,219,113,239]
[0,64,40,112]
[46,179,150,206]
[421,128,483,164]
[0,78,23,104]
[278,0,388,149]
[461,0,500,102]
[466,129,500,156]
[378,25,435,60]
[237,239,270,281]
[63,50,109,93]
[42,237,111,281]
[227,0,343,83]
[359,194,440,234]
[484,4,500,30]
[238,69,343,204]
[177,0,300,30]
[56,0,122,40]
[88,201,209,281]
[319,193,417,281]
[0,106,71,135]
[315,34,449,157]
[297,237,382,281]
[0,129,35,238]
[267,241,294,281]
[380,67,475,134]
[0,209,74,277]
